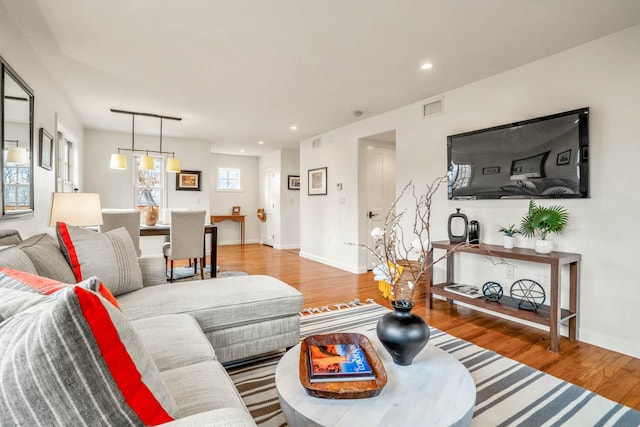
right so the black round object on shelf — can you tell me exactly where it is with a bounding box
[510,279,546,310]
[482,281,503,301]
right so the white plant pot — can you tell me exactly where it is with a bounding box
[503,235,515,249]
[534,239,553,254]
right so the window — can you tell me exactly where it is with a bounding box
[56,131,75,192]
[3,160,30,211]
[135,155,163,207]
[448,163,472,194]
[217,167,241,191]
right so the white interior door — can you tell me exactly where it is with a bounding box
[261,167,276,247]
[366,146,396,269]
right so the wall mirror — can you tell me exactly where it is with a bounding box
[1,55,34,220]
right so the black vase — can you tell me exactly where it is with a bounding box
[376,301,430,366]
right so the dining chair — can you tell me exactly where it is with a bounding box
[162,210,206,282]
[99,209,141,256]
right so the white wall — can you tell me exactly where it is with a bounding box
[259,148,300,249]
[84,128,213,254]
[0,2,84,237]
[299,25,640,358]
[210,153,259,245]
[280,149,300,249]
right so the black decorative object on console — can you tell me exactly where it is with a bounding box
[468,220,480,244]
[510,279,546,310]
[482,281,503,301]
[448,209,468,243]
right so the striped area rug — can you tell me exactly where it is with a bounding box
[227,303,640,426]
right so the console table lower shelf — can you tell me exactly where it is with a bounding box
[430,241,580,354]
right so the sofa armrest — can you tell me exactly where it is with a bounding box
[138,255,167,287]
[160,408,256,426]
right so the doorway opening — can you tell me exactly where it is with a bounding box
[357,130,396,272]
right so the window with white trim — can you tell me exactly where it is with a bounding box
[217,167,241,191]
[56,131,75,192]
[135,155,163,207]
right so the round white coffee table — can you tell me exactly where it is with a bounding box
[275,330,475,427]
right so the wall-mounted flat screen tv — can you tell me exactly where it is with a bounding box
[447,107,589,200]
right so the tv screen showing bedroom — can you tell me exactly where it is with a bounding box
[447,107,589,200]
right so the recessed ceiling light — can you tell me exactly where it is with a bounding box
[240,149,245,153]
[258,140,264,145]
[290,125,298,130]
[420,63,433,70]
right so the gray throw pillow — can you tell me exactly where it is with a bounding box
[0,246,38,275]
[17,233,77,283]
[0,287,48,322]
[0,286,177,425]
[56,223,143,296]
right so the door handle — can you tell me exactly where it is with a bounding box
[368,211,378,219]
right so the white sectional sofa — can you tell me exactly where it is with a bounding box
[0,226,304,426]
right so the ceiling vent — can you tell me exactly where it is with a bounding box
[423,98,444,118]
[312,138,322,149]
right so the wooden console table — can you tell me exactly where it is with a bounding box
[430,241,580,353]
[210,215,245,245]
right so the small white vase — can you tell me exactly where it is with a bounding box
[534,239,553,254]
[503,235,515,249]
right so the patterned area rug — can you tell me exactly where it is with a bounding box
[227,303,640,426]
[170,266,248,281]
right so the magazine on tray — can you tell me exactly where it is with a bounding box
[307,343,376,383]
[444,284,483,298]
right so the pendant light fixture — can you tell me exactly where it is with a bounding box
[109,109,182,172]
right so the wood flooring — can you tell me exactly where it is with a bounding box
[208,243,640,410]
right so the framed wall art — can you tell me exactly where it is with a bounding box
[176,170,201,191]
[288,175,300,190]
[39,128,53,171]
[308,167,327,196]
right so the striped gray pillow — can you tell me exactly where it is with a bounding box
[0,286,177,426]
[56,223,143,296]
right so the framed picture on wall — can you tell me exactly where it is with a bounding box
[39,128,53,171]
[288,175,300,190]
[176,170,201,191]
[308,167,327,195]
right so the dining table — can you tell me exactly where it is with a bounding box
[139,224,218,277]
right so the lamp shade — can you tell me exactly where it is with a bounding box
[49,192,104,227]
[110,153,127,169]
[139,155,155,171]
[166,157,181,173]
[6,147,28,164]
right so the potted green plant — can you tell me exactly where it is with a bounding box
[498,224,519,249]
[519,200,569,254]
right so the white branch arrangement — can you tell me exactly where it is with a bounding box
[348,176,475,307]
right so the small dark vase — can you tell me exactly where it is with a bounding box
[376,301,430,366]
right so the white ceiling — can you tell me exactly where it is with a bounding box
[4,0,640,156]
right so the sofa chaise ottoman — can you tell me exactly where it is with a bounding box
[0,226,304,426]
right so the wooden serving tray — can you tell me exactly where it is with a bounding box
[299,332,387,399]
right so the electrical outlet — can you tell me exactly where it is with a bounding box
[506,265,514,280]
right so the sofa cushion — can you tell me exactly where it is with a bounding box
[0,246,38,275]
[17,233,77,283]
[130,314,215,371]
[117,275,303,331]
[160,361,249,419]
[0,266,119,308]
[56,222,143,296]
[160,408,256,426]
[0,286,177,426]
[0,287,48,322]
